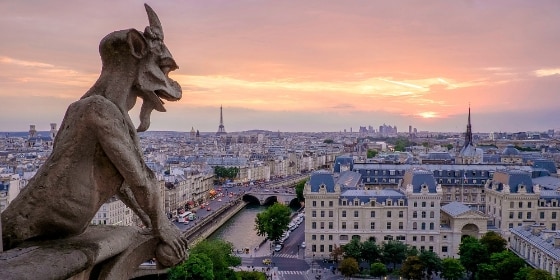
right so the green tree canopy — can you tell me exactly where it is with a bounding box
[441,258,465,280]
[342,237,363,262]
[476,263,498,280]
[419,250,442,278]
[295,180,306,202]
[330,244,344,263]
[370,262,388,279]
[361,239,381,264]
[214,166,239,181]
[254,202,291,242]
[189,239,241,280]
[339,257,360,278]
[381,240,408,270]
[168,253,214,280]
[459,236,488,277]
[367,149,378,158]
[480,231,507,255]
[401,256,424,280]
[527,269,554,280]
[236,271,267,280]
[490,250,527,280]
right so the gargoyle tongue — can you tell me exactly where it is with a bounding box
[137,100,155,132]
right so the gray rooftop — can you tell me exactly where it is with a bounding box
[441,201,471,217]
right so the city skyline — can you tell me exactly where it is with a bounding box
[1,1,560,133]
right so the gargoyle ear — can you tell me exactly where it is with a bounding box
[127,29,148,59]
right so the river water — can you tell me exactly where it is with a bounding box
[209,204,266,252]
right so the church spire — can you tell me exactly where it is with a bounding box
[464,105,473,148]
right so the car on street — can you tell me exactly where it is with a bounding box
[274,244,282,252]
[262,258,271,265]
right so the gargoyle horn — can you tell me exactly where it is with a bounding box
[144,3,164,40]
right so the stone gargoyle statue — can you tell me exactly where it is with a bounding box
[1,4,188,267]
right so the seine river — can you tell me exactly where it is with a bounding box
[209,204,266,252]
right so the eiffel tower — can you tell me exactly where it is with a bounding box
[216,105,227,136]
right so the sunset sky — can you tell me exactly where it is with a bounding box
[1,0,560,133]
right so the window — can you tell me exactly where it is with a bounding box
[421,223,426,230]
[399,222,403,229]
[430,211,434,218]
[387,211,392,218]
[527,212,532,219]
[399,211,404,218]
[329,235,333,240]
[312,222,316,229]
[320,222,324,229]
[509,212,514,219]
[431,201,435,207]
[329,211,333,217]
[554,212,557,219]
[553,223,557,230]
[342,211,346,217]
[329,201,333,207]
[429,246,434,252]
[518,212,522,219]
[312,211,316,217]
[312,235,316,240]
[370,211,376,218]
[387,222,392,230]
[312,245,316,252]
[413,211,418,218]
[321,201,325,207]
[370,222,375,230]
[421,236,425,241]
[540,212,545,219]
[320,235,324,240]
[519,202,523,208]
[414,202,418,207]
[422,202,426,207]
[340,235,349,241]
[429,223,434,230]
[354,222,359,229]
[329,222,333,229]
[429,236,434,242]
[397,235,406,241]
[509,223,513,228]
[528,202,532,208]
[413,222,417,230]
[320,245,324,252]
[342,222,346,229]
[413,236,417,241]
[422,211,426,218]
[442,246,448,253]
[320,211,324,217]
[354,211,359,217]
[312,201,317,207]
[510,201,514,208]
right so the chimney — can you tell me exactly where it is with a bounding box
[554,236,560,248]
[531,224,545,235]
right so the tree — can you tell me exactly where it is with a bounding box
[339,257,360,278]
[168,253,214,280]
[480,231,507,255]
[490,251,527,280]
[401,256,424,280]
[475,263,498,280]
[446,143,454,151]
[370,262,388,279]
[254,202,291,242]
[361,239,381,265]
[214,166,239,182]
[189,239,241,280]
[342,237,363,262]
[367,149,378,158]
[419,250,442,278]
[527,269,554,280]
[514,267,533,280]
[458,236,488,278]
[381,240,408,270]
[441,258,465,280]
[295,180,306,202]
[236,271,267,280]
[330,244,344,263]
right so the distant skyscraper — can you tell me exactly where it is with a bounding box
[216,105,227,136]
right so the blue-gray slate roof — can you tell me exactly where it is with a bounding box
[340,189,406,205]
[309,170,336,192]
[510,226,560,260]
[441,201,471,217]
[334,155,353,173]
[489,170,535,193]
[402,169,438,193]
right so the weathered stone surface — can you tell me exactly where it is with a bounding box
[0,226,157,280]
[1,4,187,270]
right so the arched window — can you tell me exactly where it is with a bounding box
[421,222,426,230]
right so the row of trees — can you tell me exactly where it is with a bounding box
[168,239,267,280]
[332,232,558,280]
[214,166,239,183]
[254,202,292,242]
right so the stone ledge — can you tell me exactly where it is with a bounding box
[0,225,158,280]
